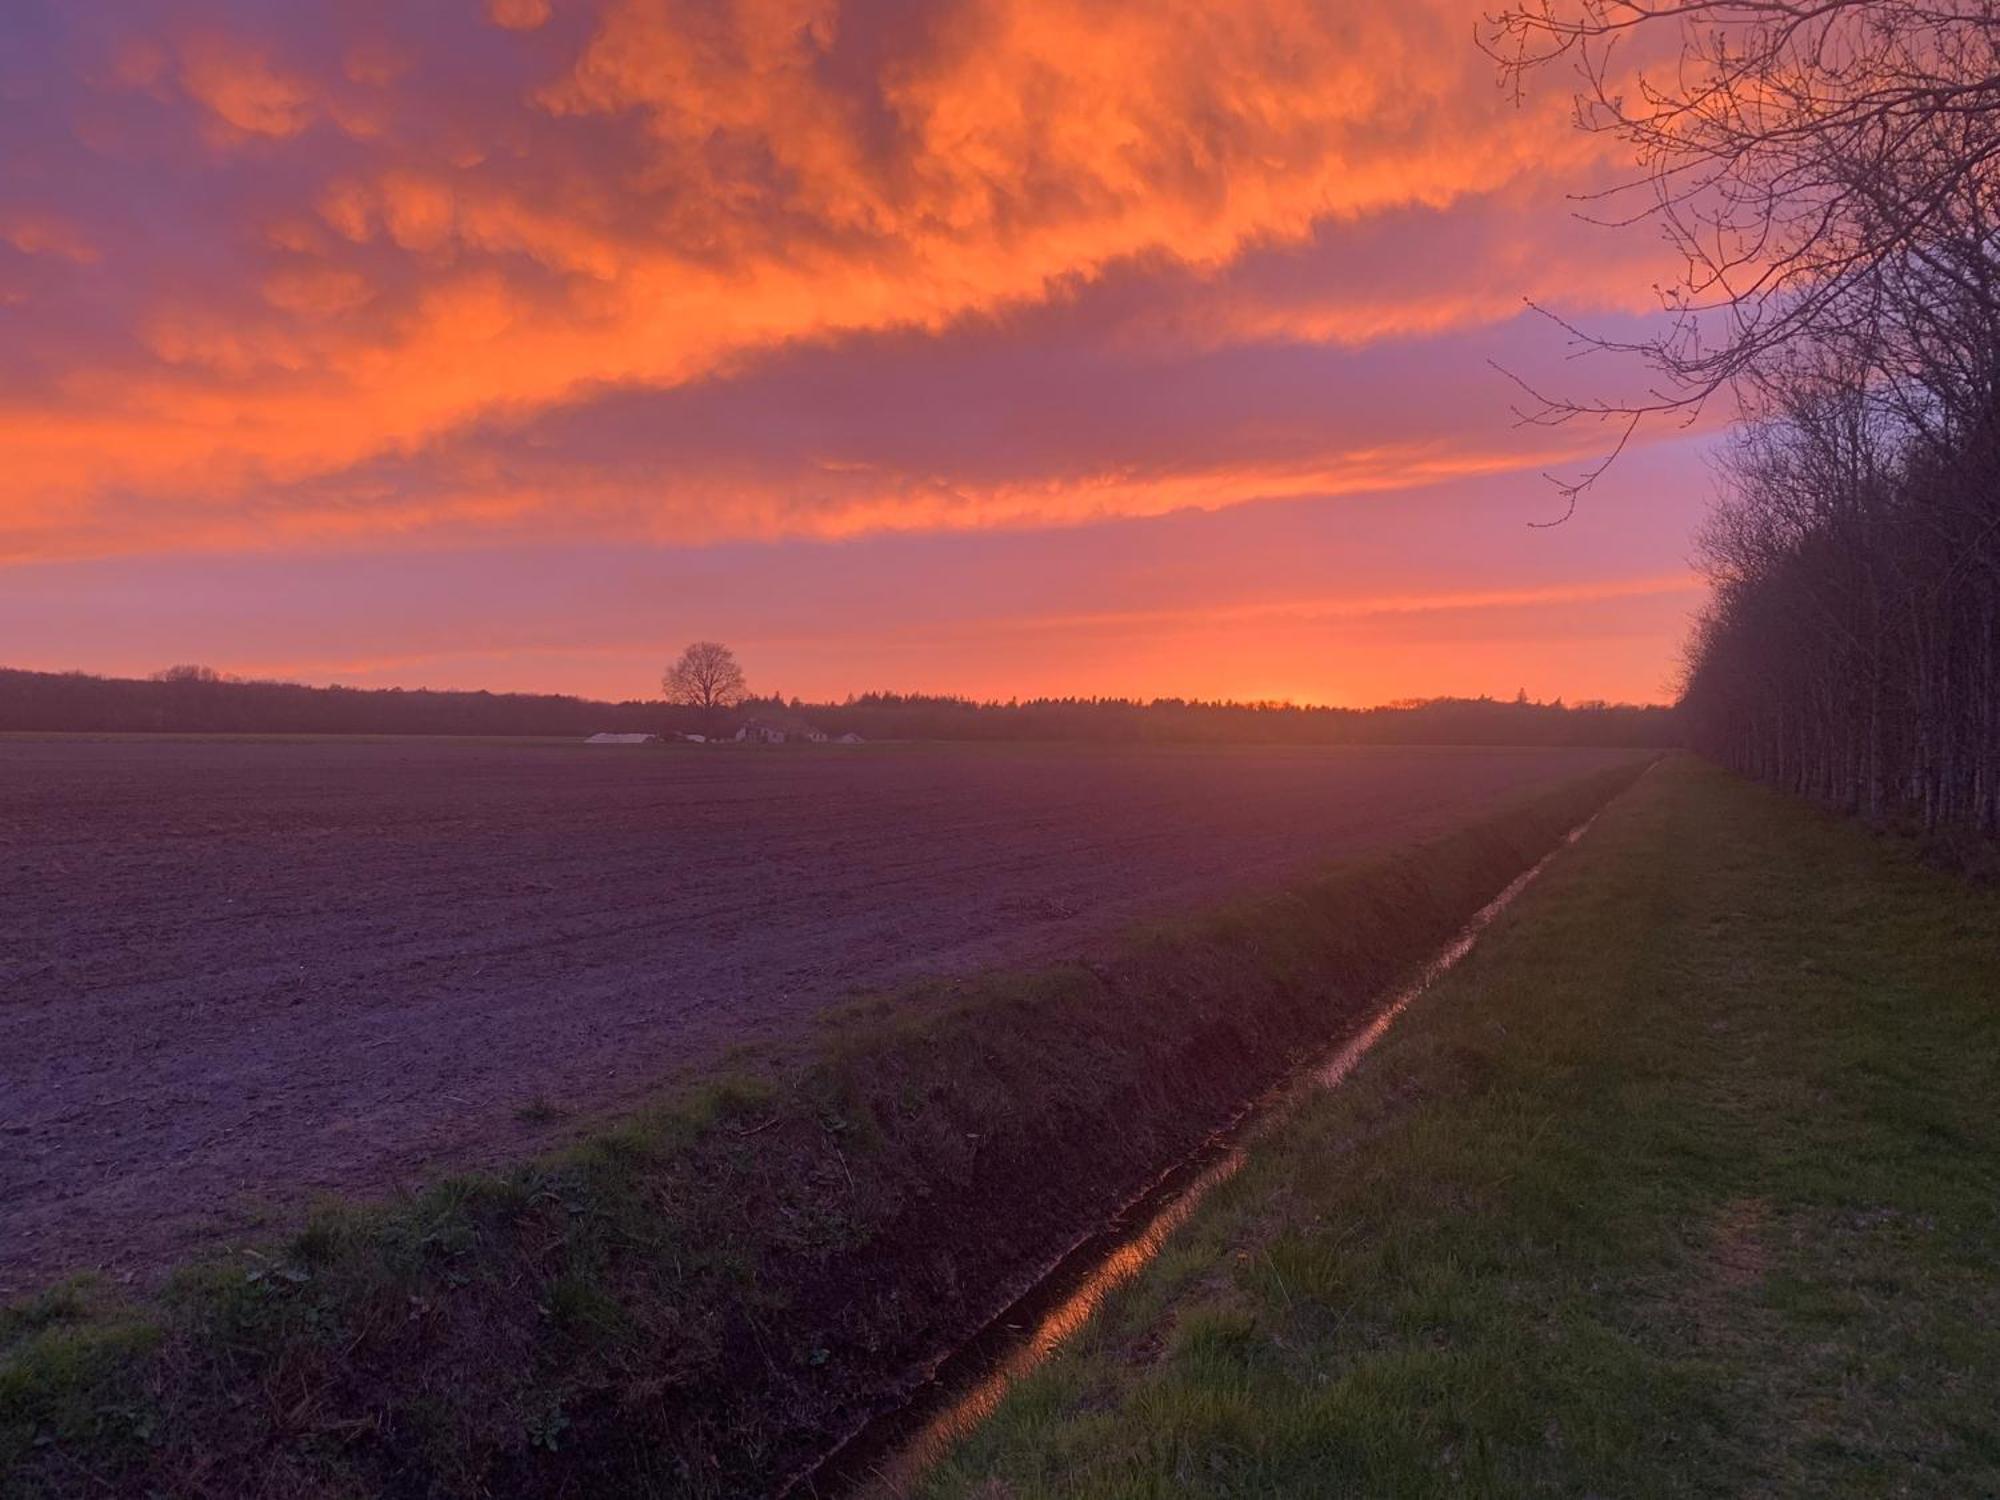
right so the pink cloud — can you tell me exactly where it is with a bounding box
[0,0,1660,564]
[486,0,553,32]
[0,0,1715,706]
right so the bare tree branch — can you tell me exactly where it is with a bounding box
[662,641,748,716]
[1484,0,2000,496]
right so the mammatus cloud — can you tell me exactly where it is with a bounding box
[0,210,101,265]
[0,0,1664,563]
[487,0,555,32]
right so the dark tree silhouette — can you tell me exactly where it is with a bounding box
[1680,369,2000,841]
[662,642,748,715]
[1489,4,2000,838]
[1485,1,2000,503]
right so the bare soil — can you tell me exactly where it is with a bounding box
[0,737,1639,1292]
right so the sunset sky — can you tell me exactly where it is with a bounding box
[2,0,1711,706]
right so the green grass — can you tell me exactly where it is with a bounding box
[915,758,2000,1499]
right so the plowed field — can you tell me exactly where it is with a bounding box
[0,737,1642,1289]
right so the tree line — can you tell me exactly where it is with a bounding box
[807,691,1673,747]
[0,667,674,738]
[1681,385,2000,837]
[0,667,1675,747]
[1491,2,2000,840]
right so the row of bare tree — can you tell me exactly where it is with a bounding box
[1489,2,2000,834]
[1684,383,2000,833]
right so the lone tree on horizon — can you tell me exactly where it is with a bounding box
[662,641,748,718]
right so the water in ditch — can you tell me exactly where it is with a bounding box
[788,816,1598,1498]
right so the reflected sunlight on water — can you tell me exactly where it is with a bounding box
[799,813,1602,1499]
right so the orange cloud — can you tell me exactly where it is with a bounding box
[487,0,554,30]
[0,211,100,264]
[177,36,316,139]
[1007,573,1704,636]
[261,264,376,318]
[2,0,1647,565]
[0,429,1592,567]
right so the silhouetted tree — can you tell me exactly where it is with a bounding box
[1682,373,2000,840]
[1488,1,2000,846]
[1486,0,2000,500]
[662,642,748,720]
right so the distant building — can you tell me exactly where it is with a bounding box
[585,732,659,745]
[734,712,827,744]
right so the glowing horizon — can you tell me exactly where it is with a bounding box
[2,0,1707,707]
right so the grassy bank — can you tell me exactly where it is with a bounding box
[914,758,2000,1498]
[0,766,1643,1499]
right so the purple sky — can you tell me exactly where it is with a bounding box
[1,0,1712,704]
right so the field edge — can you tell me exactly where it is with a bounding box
[912,759,2000,1498]
[0,761,1648,1499]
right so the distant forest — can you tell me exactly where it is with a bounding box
[0,668,1676,747]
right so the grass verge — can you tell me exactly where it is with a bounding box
[0,764,1643,1499]
[912,757,2000,1499]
